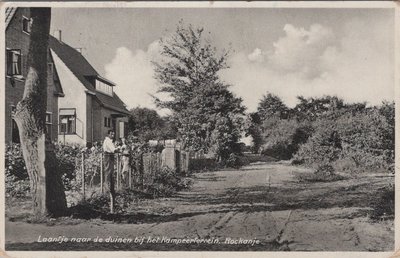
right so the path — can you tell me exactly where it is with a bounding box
[5,162,393,251]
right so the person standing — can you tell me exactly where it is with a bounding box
[102,130,119,213]
[120,138,130,189]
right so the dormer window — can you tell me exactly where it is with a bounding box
[96,79,113,96]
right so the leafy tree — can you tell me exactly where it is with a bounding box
[153,22,245,161]
[244,112,263,153]
[293,96,344,121]
[127,107,176,142]
[13,8,67,217]
[257,93,289,120]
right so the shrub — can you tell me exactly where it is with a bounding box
[189,158,219,172]
[369,183,394,220]
[5,144,29,197]
[54,143,81,191]
[335,109,394,172]
[146,167,193,197]
[292,120,341,168]
[5,144,28,180]
[260,119,313,160]
[293,107,394,173]
[5,171,30,198]
[296,164,344,183]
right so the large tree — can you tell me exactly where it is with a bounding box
[257,93,289,120]
[13,8,67,217]
[153,22,245,161]
[128,107,177,142]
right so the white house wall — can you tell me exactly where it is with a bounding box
[51,49,87,145]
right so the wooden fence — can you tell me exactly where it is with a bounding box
[78,152,168,200]
[77,149,207,200]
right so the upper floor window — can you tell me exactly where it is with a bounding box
[6,49,22,77]
[96,79,113,96]
[22,17,32,34]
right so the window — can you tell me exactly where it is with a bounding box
[119,121,125,138]
[103,117,112,127]
[45,112,52,140]
[10,105,16,117]
[59,109,76,134]
[6,50,22,77]
[22,17,32,34]
[48,63,53,75]
[96,80,113,96]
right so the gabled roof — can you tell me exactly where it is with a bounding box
[5,8,64,97]
[49,35,129,115]
[5,7,17,29]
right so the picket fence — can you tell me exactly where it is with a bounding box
[78,150,192,200]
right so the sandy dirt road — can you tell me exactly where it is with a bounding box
[5,161,393,251]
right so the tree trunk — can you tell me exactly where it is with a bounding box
[13,8,67,218]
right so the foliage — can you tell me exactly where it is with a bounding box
[5,144,28,180]
[224,153,243,169]
[369,183,394,221]
[335,108,394,172]
[146,167,193,197]
[295,164,345,183]
[5,171,30,198]
[244,113,263,153]
[293,95,345,121]
[292,119,341,167]
[54,144,81,191]
[293,104,394,173]
[189,158,219,172]
[128,107,177,142]
[260,118,313,160]
[257,93,289,120]
[153,21,245,162]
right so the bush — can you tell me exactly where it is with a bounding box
[370,183,394,220]
[146,167,193,197]
[296,164,344,183]
[260,119,313,160]
[293,108,394,173]
[5,144,28,180]
[292,120,341,168]
[5,171,30,198]
[5,144,29,197]
[54,143,81,191]
[335,109,394,172]
[189,158,219,172]
[5,143,103,196]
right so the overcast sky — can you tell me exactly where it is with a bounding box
[51,8,394,114]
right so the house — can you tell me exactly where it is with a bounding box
[5,7,64,143]
[49,32,130,146]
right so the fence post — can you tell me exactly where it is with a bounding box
[116,154,120,191]
[100,153,103,194]
[81,152,85,201]
[129,166,132,190]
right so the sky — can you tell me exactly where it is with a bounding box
[51,7,395,114]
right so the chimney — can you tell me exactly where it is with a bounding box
[54,30,62,42]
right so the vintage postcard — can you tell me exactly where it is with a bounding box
[0,1,398,258]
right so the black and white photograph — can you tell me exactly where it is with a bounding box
[1,2,397,256]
